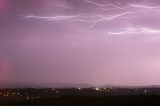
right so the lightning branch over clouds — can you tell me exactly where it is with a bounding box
[23,0,160,30]
[23,10,156,29]
[83,0,160,11]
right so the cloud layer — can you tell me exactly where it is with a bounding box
[1,0,160,87]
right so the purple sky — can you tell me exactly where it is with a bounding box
[1,0,160,87]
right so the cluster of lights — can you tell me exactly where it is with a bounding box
[0,91,41,101]
[0,92,23,97]
[0,88,150,100]
[51,88,60,94]
[0,89,61,101]
[25,96,41,101]
[93,87,115,92]
[92,87,150,95]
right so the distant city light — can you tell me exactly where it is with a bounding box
[95,87,100,91]
[144,89,147,93]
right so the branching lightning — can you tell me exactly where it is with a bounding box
[23,0,160,33]
[83,0,160,11]
[23,11,142,28]
[23,11,139,28]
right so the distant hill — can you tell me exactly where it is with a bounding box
[1,82,160,88]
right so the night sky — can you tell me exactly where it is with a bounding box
[1,0,160,87]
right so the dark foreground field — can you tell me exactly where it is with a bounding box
[1,95,160,106]
[1,88,160,106]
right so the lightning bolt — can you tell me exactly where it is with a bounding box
[108,28,160,35]
[129,4,156,9]
[24,14,82,21]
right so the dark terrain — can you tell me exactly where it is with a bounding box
[1,88,160,106]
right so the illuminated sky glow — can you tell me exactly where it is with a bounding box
[1,0,160,87]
